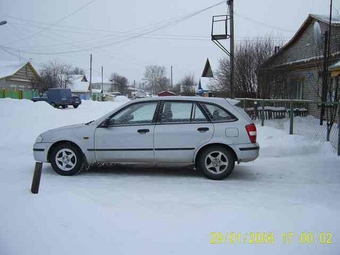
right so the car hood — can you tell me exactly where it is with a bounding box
[39,123,95,142]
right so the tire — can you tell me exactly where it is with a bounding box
[50,143,83,176]
[73,104,79,108]
[51,102,58,108]
[197,145,235,180]
[61,105,67,109]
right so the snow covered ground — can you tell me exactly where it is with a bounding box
[256,116,339,152]
[0,98,339,255]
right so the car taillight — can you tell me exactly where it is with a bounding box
[245,123,257,143]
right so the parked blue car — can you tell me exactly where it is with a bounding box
[32,88,81,108]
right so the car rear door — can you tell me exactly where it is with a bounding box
[153,101,214,163]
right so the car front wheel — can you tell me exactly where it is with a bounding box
[73,104,79,108]
[50,143,83,176]
[197,146,235,180]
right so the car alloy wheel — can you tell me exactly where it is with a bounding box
[197,145,235,180]
[205,151,229,174]
[50,143,83,176]
[55,148,77,171]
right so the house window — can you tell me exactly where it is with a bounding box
[290,80,303,99]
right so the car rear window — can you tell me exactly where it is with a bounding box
[200,102,237,122]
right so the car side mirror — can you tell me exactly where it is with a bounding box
[102,118,113,127]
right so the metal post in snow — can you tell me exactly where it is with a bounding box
[290,100,294,135]
[261,100,264,127]
[31,162,43,194]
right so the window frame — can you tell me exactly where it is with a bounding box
[198,102,238,123]
[101,101,160,127]
[155,100,217,125]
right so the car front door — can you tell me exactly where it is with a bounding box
[154,101,214,163]
[94,101,159,163]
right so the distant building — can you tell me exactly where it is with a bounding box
[258,14,340,116]
[90,76,117,93]
[132,89,147,98]
[68,75,91,100]
[0,61,40,90]
[197,58,214,96]
[158,91,176,97]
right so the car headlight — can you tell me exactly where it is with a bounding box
[35,136,43,143]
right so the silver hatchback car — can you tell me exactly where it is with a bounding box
[33,97,259,180]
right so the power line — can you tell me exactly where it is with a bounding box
[0,46,20,59]
[234,12,296,33]
[6,0,98,45]
[2,1,226,55]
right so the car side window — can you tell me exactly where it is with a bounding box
[191,103,208,123]
[200,103,236,122]
[161,102,191,123]
[110,102,157,126]
[160,102,208,124]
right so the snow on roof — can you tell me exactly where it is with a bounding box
[91,75,111,84]
[329,60,340,70]
[311,14,340,25]
[0,61,28,79]
[158,90,176,95]
[199,77,214,91]
[68,80,90,93]
[70,75,85,81]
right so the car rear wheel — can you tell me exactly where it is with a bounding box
[197,145,235,180]
[50,143,83,176]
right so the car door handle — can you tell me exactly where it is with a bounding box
[197,127,209,133]
[137,129,150,134]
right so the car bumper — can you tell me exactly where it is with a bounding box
[235,143,260,162]
[33,142,52,162]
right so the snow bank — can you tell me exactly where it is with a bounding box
[113,95,130,103]
[0,98,126,153]
[257,126,334,157]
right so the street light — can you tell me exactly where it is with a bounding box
[0,21,7,26]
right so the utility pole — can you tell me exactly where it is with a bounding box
[134,79,136,88]
[320,0,333,125]
[90,54,92,90]
[171,66,173,88]
[102,67,104,96]
[320,31,328,125]
[229,0,235,99]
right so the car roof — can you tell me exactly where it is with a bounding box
[132,96,239,105]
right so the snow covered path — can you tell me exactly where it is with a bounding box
[0,99,339,255]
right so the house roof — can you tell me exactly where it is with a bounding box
[68,79,90,93]
[261,14,340,68]
[70,74,87,82]
[202,58,214,77]
[91,75,111,84]
[0,61,40,79]
[158,90,176,95]
[311,14,340,24]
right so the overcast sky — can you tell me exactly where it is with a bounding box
[0,0,339,85]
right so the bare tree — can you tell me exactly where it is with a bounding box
[143,65,169,94]
[38,60,72,90]
[110,73,128,94]
[178,74,196,95]
[213,37,276,98]
[69,67,85,75]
